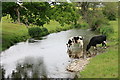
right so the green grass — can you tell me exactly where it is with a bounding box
[2,22,29,50]
[44,20,72,33]
[80,20,118,78]
[108,20,118,41]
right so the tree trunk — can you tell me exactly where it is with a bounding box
[16,7,20,23]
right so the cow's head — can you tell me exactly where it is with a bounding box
[76,36,83,43]
[103,41,107,45]
[103,41,107,48]
[78,36,84,40]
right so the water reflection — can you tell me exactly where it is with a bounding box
[67,49,83,59]
[4,57,47,78]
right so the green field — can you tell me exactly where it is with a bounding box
[79,20,118,78]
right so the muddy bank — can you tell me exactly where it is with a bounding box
[66,58,90,72]
[66,46,107,78]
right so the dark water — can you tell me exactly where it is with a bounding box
[1,29,98,78]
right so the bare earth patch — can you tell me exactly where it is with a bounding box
[66,58,90,72]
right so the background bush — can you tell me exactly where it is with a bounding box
[41,27,49,36]
[74,23,88,28]
[28,27,42,38]
[102,2,117,21]
[28,27,49,38]
[90,13,109,31]
[97,25,114,36]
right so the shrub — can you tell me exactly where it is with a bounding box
[28,27,49,38]
[28,27,42,38]
[90,16,109,31]
[74,23,88,28]
[56,27,62,32]
[74,24,81,28]
[41,27,49,36]
[97,25,114,36]
[81,23,89,27]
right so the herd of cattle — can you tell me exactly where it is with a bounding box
[66,35,107,57]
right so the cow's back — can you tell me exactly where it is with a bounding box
[89,35,106,46]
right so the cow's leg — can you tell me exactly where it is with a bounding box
[79,41,83,49]
[93,45,97,50]
[93,45,97,55]
[81,42,83,49]
[67,43,71,51]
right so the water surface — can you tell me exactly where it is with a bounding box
[1,29,97,78]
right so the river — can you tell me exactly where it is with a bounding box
[1,29,98,78]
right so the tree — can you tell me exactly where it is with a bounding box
[21,2,52,26]
[2,2,19,22]
[2,2,52,26]
[2,2,79,27]
[76,2,109,30]
[102,2,118,20]
[50,2,79,26]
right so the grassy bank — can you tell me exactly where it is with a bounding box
[79,20,118,78]
[2,22,29,51]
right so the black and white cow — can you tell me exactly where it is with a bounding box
[86,35,107,52]
[66,36,84,49]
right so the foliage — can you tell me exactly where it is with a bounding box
[97,25,114,36]
[2,2,18,22]
[102,2,118,20]
[74,23,88,28]
[88,10,109,31]
[48,2,79,26]
[21,2,51,26]
[2,2,79,27]
[28,27,42,38]
[74,24,81,28]
[41,27,49,36]
[2,2,52,25]
[28,27,49,38]
[76,2,109,31]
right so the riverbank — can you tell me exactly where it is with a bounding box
[79,20,118,78]
[1,17,72,51]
